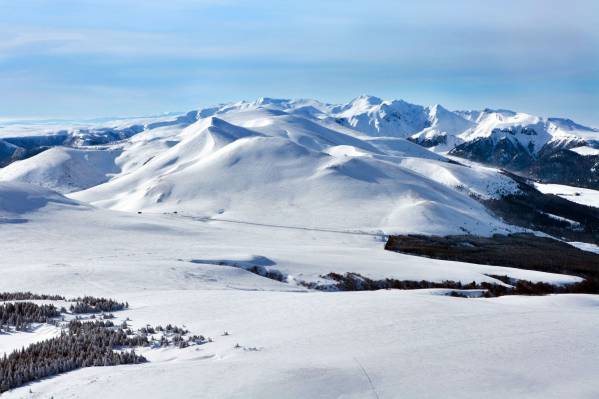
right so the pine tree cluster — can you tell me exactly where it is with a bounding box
[69,297,128,314]
[0,320,147,393]
[0,294,211,394]
[0,302,60,332]
[0,292,65,301]
[138,324,209,349]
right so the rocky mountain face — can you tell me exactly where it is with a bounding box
[530,149,599,189]
[327,98,599,189]
[450,134,535,170]
[0,139,52,168]
[450,132,599,189]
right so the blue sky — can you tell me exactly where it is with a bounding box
[1,0,598,125]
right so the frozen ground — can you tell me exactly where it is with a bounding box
[3,291,599,399]
[1,183,598,398]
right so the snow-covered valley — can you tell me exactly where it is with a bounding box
[1,96,599,398]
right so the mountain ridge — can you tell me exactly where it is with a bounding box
[1,95,598,232]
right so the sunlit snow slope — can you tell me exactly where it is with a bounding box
[1,98,521,235]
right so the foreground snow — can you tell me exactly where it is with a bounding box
[0,182,597,397]
[2,290,599,399]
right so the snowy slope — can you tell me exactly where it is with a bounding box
[0,181,83,217]
[535,182,599,208]
[59,111,517,235]
[0,139,25,167]
[0,186,580,296]
[3,289,599,399]
[570,146,599,156]
[0,147,122,193]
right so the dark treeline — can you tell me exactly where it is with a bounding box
[0,320,147,393]
[0,292,65,301]
[0,292,130,314]
[0,302,60,332]
[69,296,128,314]
[385,233,599,293]
[384,233,599,294]
[312,272,592,297]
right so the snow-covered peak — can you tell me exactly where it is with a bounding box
[255,97,291,107]
[456,108,518,124]
[428,103,449,116]
[329,97,429,137]
[342,94,384,110]
[2,95,598,186]
[161,98,597,152]
[546,118,599,142]
[426,104,473,133]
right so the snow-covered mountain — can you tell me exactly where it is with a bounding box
[449,109,599,180]
[1,97,529,236]
[323,96,599,187]
[1,95,598,236]
[2,95,597,169]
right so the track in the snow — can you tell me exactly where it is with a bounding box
[157,213,387,238]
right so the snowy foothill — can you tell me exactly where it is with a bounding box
[0,147,122,193]
[3,100,523,236]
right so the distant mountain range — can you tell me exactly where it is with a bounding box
[1,95,598,243]
[2,95,597,189]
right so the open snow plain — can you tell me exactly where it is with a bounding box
[1,183,597,398]
[1,97,599,398]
